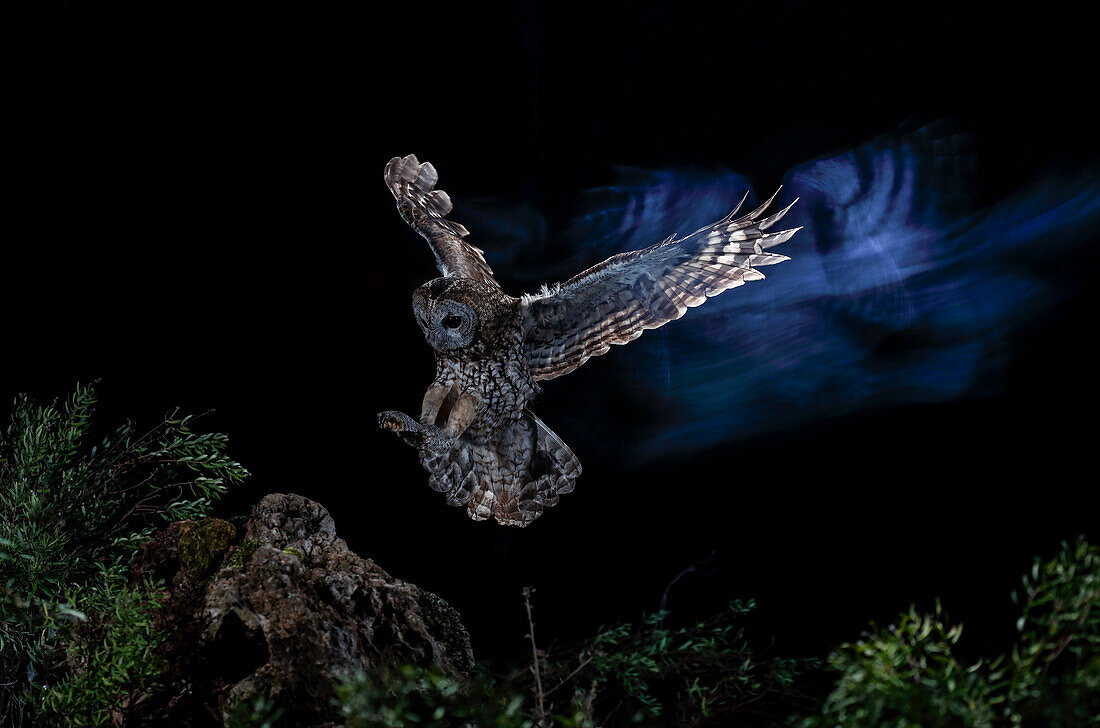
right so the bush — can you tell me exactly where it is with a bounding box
[335,666,527,728]
[797,538,1100,728]
[532,599,814,728]
[0,383,248,727]
[802,603,1000,728]
[334,542,1099,728]
[332,598,814,728]
[224,694,284,728]
[32,579,166,727]
[1008,538,1100,727]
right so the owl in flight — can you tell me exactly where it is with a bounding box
[378,154,800,526]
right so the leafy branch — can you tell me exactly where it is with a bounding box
[1,383,248,728]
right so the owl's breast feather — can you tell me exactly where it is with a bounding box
[438,353,537,443]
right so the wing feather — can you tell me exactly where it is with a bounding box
[384,154,499,288]
[521,190,800,380]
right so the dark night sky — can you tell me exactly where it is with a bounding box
[8,1,1099,666]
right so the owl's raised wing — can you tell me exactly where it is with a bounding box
[520,190,800,381]
[385,154,499,289]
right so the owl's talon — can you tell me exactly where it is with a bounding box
[379,410,454,453]
[378,410,418,433]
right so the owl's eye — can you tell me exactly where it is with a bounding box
[441,315,463,330]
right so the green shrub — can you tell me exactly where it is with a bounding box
[0,383,248,727]
[1008,538,1100,727]
[32,578,166,727]
[334,665,527,728]
[535,599,814,728]
[334,543,1099,728]
[802,603,999,728]
[224,694,284,728]
[332,599,813,728]
[798,538,1100,728]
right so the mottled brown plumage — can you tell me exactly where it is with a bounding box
[378,154,800,526]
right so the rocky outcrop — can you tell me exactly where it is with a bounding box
[128,493,474,727]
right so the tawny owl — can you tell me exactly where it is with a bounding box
[378,154,800,526]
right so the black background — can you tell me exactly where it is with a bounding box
[9,1,1099,666]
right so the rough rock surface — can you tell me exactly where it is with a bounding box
[128,493,474,727]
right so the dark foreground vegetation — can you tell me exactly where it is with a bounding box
[2,386,1097,727]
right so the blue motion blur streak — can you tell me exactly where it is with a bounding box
[468,124,1100,462]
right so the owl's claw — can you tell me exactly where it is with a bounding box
[378,410,425,449]
[378,410,453,454]
[378,410,418,432]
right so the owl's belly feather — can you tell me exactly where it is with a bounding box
[430,355,533,441]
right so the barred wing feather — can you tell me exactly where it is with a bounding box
[385,154,499,289]
[520,189,800,381]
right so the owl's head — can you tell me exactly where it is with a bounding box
[412,277,503,353]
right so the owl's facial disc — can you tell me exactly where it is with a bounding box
[426,298,477,351]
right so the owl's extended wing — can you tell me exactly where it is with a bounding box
[520,190,800,381]
[385,154,499,289]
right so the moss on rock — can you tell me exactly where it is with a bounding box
[226,539,260,569]
[177,519,236,578]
